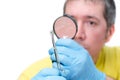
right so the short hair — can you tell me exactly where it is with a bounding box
[63,0,116,28]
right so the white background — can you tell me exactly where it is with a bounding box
[0,0,120,80]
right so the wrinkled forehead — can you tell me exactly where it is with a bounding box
[64,0,105,13]
[65,0,105,5]
[66,0,104,2]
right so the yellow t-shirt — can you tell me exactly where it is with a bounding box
[18,46,120,80]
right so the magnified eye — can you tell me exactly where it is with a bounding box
[53,15,77,39]
[90,21,95,25]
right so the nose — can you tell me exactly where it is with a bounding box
[74,22,86,40]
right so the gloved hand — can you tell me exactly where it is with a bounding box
[31,68,66,80]
[49,38,106,80]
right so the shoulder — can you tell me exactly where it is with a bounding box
[103,46,120,53]
[99,46,120,59]
[104,46,120,79]
[18,57,52,80]
[102,46,120,63]
[96,46,120,79]
[99,46,120,66]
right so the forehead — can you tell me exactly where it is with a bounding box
[66,0,104,3]
[65,0,105,11]
[65,0,105,18]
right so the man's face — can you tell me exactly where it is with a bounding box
[65,0,109,61]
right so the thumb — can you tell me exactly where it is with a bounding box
[56,38,84,50]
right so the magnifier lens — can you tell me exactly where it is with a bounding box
[53,15,77,39]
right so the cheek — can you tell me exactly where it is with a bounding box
[86,25,107,44]
[87,30,106,44]
[85,31,106,59]
[86,29,106,52]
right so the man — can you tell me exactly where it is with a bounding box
[18,0,120,80]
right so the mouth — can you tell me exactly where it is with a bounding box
[79,43,89,51]
[83,46,88,50]
[74,39,89,50]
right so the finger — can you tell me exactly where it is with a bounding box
[55,38,84,50]
[49,39,87,57]
[45,76,66,80]
[49,46,75,57]
[34,68,59,78]
[52,62,70,77]
[32,75,66,80]
[48,47,54,55]
[51,53,73,66]
[31,68,59,80]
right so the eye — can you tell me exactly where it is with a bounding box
[85,20,97,27]
[89,21,96,25]
[89,21,95,25]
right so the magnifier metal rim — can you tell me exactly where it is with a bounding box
[53,14,78,39]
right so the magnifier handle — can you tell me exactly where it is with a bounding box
[50,31,66,75]
[50,31,61,68]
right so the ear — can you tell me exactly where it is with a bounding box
[105,25,115,42]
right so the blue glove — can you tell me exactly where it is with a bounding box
[49,38,106,80]
[31,68,66,80]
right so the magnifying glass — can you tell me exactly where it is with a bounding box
[50,14,78,75]
[53,14,78,39]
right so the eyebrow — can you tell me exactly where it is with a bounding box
[65,13,100,22]
[86,15,100,22]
